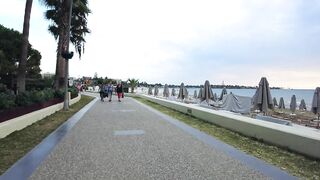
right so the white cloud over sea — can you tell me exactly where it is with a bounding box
[1,0,320,89]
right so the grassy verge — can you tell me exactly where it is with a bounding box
[133,96,320,179]
[0,95,94,175]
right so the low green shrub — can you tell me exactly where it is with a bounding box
[15,89,57,107]
[0,83,8,93]
[0,88,65,110]
[15,91,32,106]
[68,86,79,99]
[29,90,45,103]
[43,88,54,101]
[0,85,78,110]
[54,89,64,99]
[0,92,15,109]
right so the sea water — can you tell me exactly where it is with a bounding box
[137,87,315,110]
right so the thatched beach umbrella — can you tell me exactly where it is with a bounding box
[213,93,218,101]
[148,86,153,95]
[219,87,228,101]
[171,88,176,96]
[198,87,203,98]
[253,77,273,114]
[193,90,197,99]
[201,80,215,103]
[163,84,170,97]
[299,99,307,110]
[154,85,159,96]
[273,97,278,107]
[252,87,258,105]
[311,87,320,128]
[289,95,297,114]
[177,83,188,100]
[278,97,285,110]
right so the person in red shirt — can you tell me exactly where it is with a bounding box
[116,83,123,102]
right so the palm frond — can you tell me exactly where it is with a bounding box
[41,0,91,58]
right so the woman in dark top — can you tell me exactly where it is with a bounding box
[116,83,123,102]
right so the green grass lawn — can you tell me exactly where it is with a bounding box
[133,96,320,179]
[0,95,94,175]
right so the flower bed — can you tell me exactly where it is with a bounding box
[0,98,63,123]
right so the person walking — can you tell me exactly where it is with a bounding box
[99,84,105,102]
[116,83,123,102]
[107,83,113,102]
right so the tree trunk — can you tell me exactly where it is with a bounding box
[17,0,33,93]
[53,1,71,90]
[53,34,65,90]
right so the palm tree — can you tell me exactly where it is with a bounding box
[127,78,139,93]
[41,0,90,90]
[17,0,33,93]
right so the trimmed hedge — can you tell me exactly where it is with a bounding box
[0,86,78,111]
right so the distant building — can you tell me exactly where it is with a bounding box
[41,72,54,79]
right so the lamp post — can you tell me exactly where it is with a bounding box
[63,0,73,111]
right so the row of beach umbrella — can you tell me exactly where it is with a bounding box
[252,77,320,114]
[146,78,320,122]
[273,96,307,112]
[252,77,320,128]
[147,81,226,103]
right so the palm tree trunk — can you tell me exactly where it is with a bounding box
[17,0,33,93]
[53,1,70,90]
[53,33,65,90]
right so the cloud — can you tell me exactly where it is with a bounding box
[1,0,319,89]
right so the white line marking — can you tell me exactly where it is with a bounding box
[114,130,145,136]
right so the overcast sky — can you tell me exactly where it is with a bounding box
[1,0,320,89]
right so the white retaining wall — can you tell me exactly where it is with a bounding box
[0,93,81,139]
[137,94,320,159]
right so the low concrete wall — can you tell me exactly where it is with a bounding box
[0,93,81,139]
[137,94,320,159]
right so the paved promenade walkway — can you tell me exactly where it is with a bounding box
[2,93,296,179]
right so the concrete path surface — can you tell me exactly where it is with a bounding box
[10,93,295,179]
